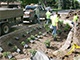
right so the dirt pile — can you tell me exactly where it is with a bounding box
[65,10,80,21]
[0,21,71,60]
[76,23,80,44]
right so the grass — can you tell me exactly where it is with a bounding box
[52,8,62,11]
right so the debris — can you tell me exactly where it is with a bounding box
[32,51,49,60]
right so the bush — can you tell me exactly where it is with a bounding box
[29,49,36,56]
[21,41,26,46]
[57,29,62,35]
[9,58,16,60]
[44,40,50,48]
[44,23,51,32]
[30,35,35,40]
[39,32,42,35]
[26,37,31,43]
[64,23,71,32]
[3,52,11,58]
[12,46,17,51]
[3,52,7,58]
[58,20,63,27]
[35,34,38,37]
[26,31,29,34]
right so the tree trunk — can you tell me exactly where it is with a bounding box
[7,1,9,8]
[0,2,1,7]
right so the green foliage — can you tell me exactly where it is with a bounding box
[3,52,11,58]
[21,41,26,46]
[3,52,7,57]
[44,24,51,32]
[44,40,50,47]
[19,0,38,7]
[57,29,62,35]
[2,0,80,9]
[30,35,35,40]
[32,28,36,31]
[64,23,71,32]
[26,37,31,42]
[39,32,42,35]
[26,31,29,34]
[62,0,80,9]
[35,34,38,37]
[29,49,36,56]
[58,20,63,27]
[9,58,16,60]
[12,46,18,51]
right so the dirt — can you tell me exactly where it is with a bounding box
[0,21,71,60]
[0,11,80,60]
[65,10,80,21]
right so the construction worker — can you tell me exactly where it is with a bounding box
[45,10,51,24]
[72,13,78,26]
[34,6,41,24]
[50,13,60,40]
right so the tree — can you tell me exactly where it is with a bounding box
[19,0,38,7]
[0,0,18,7]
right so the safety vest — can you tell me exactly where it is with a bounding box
[73,15,78,22]
[46,11,51,19]
[50,15,59,26]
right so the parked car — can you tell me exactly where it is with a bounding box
[23,4,46,23]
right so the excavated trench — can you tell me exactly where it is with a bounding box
[0,11,80,60]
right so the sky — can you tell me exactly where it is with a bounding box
[77,0,80,2]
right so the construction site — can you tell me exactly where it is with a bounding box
[0,10,80,60]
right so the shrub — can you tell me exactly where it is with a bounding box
[21,41,26,46]
[58,20,63,27]
[39,32,42,35]
[3,52,11,58]
[35,34,38,37]
[29,49,36,56]
[30,35,35,40]
[3,52,7,58]
[12,46,17,51]
[64,23,71,32]
[26,31,29,34]
[44,40,50,48]
[57,29,62,35]
[44,24,50,32]
[26,37,31,43]
[9,58,16,60]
